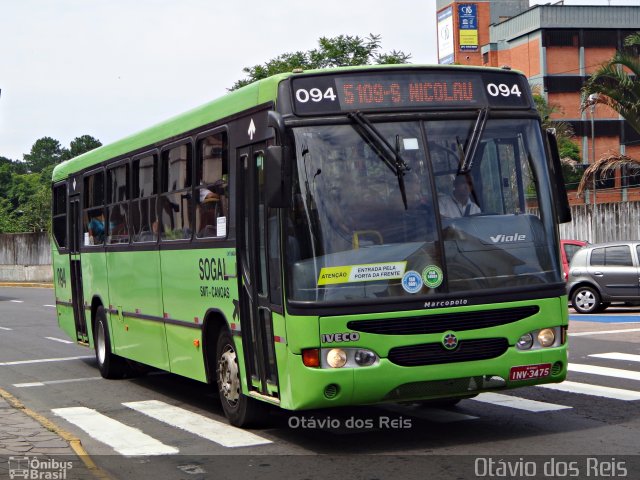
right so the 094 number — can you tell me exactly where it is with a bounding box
[295,87,337,103]
[486,83,522,97]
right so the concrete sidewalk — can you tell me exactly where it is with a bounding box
[0,390,108,479]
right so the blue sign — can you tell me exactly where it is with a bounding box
[458,4,478,52]
[458,4,477,30]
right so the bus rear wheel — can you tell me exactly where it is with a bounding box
[215,329,267,427]
[94,306,128,379]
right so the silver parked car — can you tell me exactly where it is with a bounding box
[567,241,640,313]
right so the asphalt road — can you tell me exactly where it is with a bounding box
[1,287,640,479]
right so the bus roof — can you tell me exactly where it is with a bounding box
[51,64,524,183]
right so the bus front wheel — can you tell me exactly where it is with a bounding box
[94,306,128,379]
[215,329,267,427]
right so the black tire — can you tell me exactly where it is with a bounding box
[215,329,269,427]
[571,286,601,314]
[94,306,128,379]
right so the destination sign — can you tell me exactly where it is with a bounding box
[290,70,531,115]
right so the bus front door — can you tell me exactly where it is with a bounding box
[68,195,88,343]
[237,145,279,400]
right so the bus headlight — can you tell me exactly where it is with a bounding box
[516,333,534,350]
[327,348,347,368]
[538,328,555,347]
[355,349,377,366]
[516,327,562,350]
[318,347,380,368]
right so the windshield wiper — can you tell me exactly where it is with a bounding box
[348,111,411,209]
[458,107,489,174]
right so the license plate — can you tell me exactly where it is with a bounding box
[509,363,552,381]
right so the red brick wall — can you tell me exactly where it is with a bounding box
[585,47,616,74]
[506,39,541,77]
[546,46,580,75]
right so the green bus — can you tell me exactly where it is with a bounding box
[52,64,571,427]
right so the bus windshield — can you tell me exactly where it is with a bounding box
[286,118,562,303]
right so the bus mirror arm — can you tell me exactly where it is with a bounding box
[266,145,292,208]
[546,129,571,224]
[268,111,286,144]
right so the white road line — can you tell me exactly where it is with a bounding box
[590,352,640,363]
[123,400,272,447]
[45,337,74,344]
[52,406,179,456]
[0,355,93,366]
[570,328,640,336]
[10,300,24,303]
[538,381,640,401]
[43,304,56,308]
[569,363,640,382]
[0,326,12,331]
[381,404,479,422]
[14,377,102,388]
[472,392,571,412]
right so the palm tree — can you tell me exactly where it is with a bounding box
[582,32,640,135]
[578,33,640,195]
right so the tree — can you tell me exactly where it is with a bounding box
[0,134,102,233]
[582,32,640,135]
[230,34,411,90]
[61,135,102,161]
[532,88,582,188]
[22,137,65,173]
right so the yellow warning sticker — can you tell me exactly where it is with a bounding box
[318,262,407,285]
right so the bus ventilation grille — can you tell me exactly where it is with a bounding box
[347,306,538,335]
[387,338,509,367]
[383,375,506,401]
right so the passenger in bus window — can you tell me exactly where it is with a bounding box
[87,209,105,244]
[438,175,480,218]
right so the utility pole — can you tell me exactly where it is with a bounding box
[588,93,599,207]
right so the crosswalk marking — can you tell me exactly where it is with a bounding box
[45,337,74,344]
[538,381,640,401]
[569,363,640,382]
[472,392,571,412]
[0,326,12,331]
[570,328,640,337]
[123,400,272,447]
[14,377,102,388]
[52,406,179,456]
[590,352,640,363]
[0,356,94,366]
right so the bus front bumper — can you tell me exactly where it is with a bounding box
[282,346,567,410]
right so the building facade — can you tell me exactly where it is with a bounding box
[436,1,640,203]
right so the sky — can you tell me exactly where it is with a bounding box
[0,0,636,161]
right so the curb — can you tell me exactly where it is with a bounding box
[0,283,53,288]
[0,388,111,480]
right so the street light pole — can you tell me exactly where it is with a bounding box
[588,93,598,206]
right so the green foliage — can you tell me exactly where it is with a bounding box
[61,135,102,161]
[230,34,411,90]
[0,135,102,233]
[23,137,64,173]
[532,89,583,190]
[582,32,640,135]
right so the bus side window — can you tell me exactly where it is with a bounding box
[196,132,228,239]
[106,163,130,244]
[83,171,105,246]
[132,154,158,242]
[160,144,193,241]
